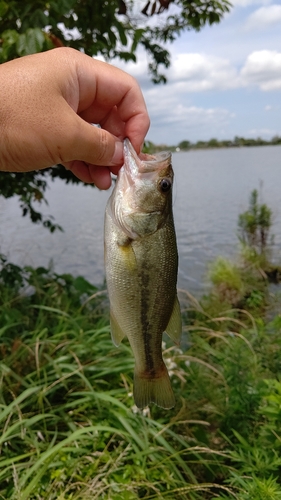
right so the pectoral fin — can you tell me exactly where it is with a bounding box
[110,311,126,347]
[165,295,182,345]
[118,240,137,272]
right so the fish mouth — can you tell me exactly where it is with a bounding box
[124,138,171,177]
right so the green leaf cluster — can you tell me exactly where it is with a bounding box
[0,27,49,61]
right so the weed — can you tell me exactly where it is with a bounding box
[0,250,281,498]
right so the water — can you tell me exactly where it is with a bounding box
[174,146,281,293]
[0,145,281,295]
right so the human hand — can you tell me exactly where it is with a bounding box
[0,47,150,189]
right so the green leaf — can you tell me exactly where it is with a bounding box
[118,51,136,63]
[0,0,8,18]
[108,28,117,47]
[16,28,45,56]
[0,386,41,424]
[131,28,144,53]
[72,276,97,294]
[2,29,19,45]
[116,20,127,46]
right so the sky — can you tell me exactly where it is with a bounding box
[111,0,281,145]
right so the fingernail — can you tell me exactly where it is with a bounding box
[111,141,123,165]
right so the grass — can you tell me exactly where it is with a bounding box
[0,260,281,499]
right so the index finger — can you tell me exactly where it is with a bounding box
[75,56,150,153]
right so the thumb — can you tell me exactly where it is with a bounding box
[60,113,124,167]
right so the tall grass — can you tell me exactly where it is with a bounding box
[1,265,281,499]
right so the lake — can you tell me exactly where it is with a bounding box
[1,145,281,296]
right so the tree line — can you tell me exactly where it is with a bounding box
[144,135,281,153]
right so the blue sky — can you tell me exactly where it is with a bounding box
[112,0,281,145]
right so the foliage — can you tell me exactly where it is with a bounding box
[206,253,269,313]
[1,250,281,498]
[208,257,245,305]
[238,189,272,255]
[0,262,227,499]
[178,140,191,150]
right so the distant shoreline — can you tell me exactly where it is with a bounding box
[144,136,281,154]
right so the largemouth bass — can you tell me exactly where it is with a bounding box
[104,139,181,409]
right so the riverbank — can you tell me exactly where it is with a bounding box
[1,251,281,499]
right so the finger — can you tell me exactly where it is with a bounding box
[75,57,150,153]
[64,160,112,189]
[110,164,121,176]
[80,105,126,142]
[80,101,149,155]
[60,110,124,167]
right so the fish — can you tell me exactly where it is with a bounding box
[104,138,182,409]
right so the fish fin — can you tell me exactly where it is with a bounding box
[110,311,126,347]
[165,295,182,345]
[133,366,175,410]
[118,241,137,272]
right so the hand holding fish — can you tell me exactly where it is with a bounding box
[0,48,150,189]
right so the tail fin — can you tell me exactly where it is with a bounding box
[133,366,175,410]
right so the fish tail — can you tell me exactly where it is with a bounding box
[133,366,175,410]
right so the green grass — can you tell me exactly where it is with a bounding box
[1,264,281,499]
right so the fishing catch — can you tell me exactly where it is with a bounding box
[104,138,181,409]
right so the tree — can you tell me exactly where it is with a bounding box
[0,0,231,230]
[178,140,191,150]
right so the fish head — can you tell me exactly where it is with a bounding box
[111,138,173,240]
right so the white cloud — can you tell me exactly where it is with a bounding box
[105,46,281,97]
[111,50,241,93]
[144,86,234,142]
[245,4,281,30]
[231,0,272,6]
[247,127,278,136]
[156,104,231,128]
[241,50,281,90]
[171,50,281,93]
[163,53,240,91]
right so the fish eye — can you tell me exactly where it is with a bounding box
[159,178,172,193]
